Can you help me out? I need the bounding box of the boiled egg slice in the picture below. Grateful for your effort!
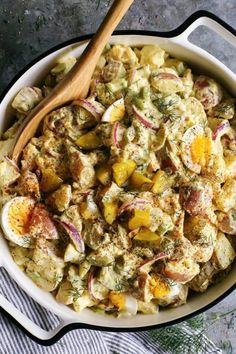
[181,124,212,173]
[101,98,125,122]
[1,197,35,247]
[109,291,138,315]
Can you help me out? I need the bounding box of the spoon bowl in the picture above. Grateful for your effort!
[11,0,134,162]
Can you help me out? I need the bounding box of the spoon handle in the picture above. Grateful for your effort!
[11,0,134,161]
[60,0,135,99]
[79,0,135,71]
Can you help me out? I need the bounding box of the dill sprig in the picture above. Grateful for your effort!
[219,340,233,354]
[147,308,236,354]
[214,102,232,114]
[151,326,206,354]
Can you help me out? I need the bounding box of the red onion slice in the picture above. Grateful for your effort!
[118,198,150,216]
[78,190,93,197]
[87,268,96,300]
[129,68,137,83]
[132,105,159,130]
[73,98,103,120]
[127,228,139,238]
[212,120,234,141]
[112,122,121,148]
[54,218,85,252]
[88,268,104,301]
[138,252,169,270]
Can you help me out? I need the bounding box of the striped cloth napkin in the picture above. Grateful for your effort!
[0,268,222,354]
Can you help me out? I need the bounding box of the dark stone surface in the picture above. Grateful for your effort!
[0,0,235,94]
[0,0,236,350]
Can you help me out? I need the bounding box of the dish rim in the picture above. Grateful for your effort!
[0,10,235,345]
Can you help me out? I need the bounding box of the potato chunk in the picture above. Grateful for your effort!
[215,179,236,212]
[103,201,119,225]
[151,72,184,94]
[26,246,64,292]
[0,158,20,190]
[112,159,136,186]
[73,291,96,312]
[99,182,122,224]
[40,168,63,193]
[137,300,159,314]
[217,210,236,235]
[212,232,235,270]
[151,170,171,194]
[179,180,213,217]
[184,216,217,263]
[128,209,151,230]
[130,171,153,190]
[18,171,40,200]
[46,184,72,212]
[29,203,58,239]
[164,257,200,284]
[67,146,96,189]
[189,262,216,293]
[64,243,85,264]
[12,87,42,113]
[80,194,100,220]
[193,75,222,110]
[140,45,165,68]
[76,130,102,150]
[56,281,74,305]
[96,164,112,185]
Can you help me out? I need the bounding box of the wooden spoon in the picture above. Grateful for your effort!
[11,0,134,161]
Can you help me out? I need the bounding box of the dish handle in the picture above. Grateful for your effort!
[175,10,236,48]
[0,291,68,344]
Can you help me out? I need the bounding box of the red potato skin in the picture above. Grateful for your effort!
[217,210,236,235]
[138,272,148,289]
[179,182,213,217]
[29,203,58,239]
[102,61,122,83]
[131,273,149,301]
[164,268,195,283]
[157,73,180,81]
[194,75,222,110]
[95,183,113,210]
[161,156,178,174]
[180,188,201,216]
[195,79,209,89]
[18,171,40,200]
[69,151,83,182]
[69,150,95,188]
[218,214,233,234]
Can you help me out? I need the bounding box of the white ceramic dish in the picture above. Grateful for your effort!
[0,10,235,345]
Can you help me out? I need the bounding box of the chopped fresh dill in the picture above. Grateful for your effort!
[215,102,232,114]
[67,287,84,302]
[54,273,63,284]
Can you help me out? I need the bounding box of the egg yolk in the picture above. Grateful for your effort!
[190,135,211,168]
[134,228,160,242]
[149,275,170,298]
[8,200,34,235]
[110,103,125,122]
[109,291,125,310]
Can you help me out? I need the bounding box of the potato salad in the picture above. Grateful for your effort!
[0,44,235,316]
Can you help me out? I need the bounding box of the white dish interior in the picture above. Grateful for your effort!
[0,33,235,330]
